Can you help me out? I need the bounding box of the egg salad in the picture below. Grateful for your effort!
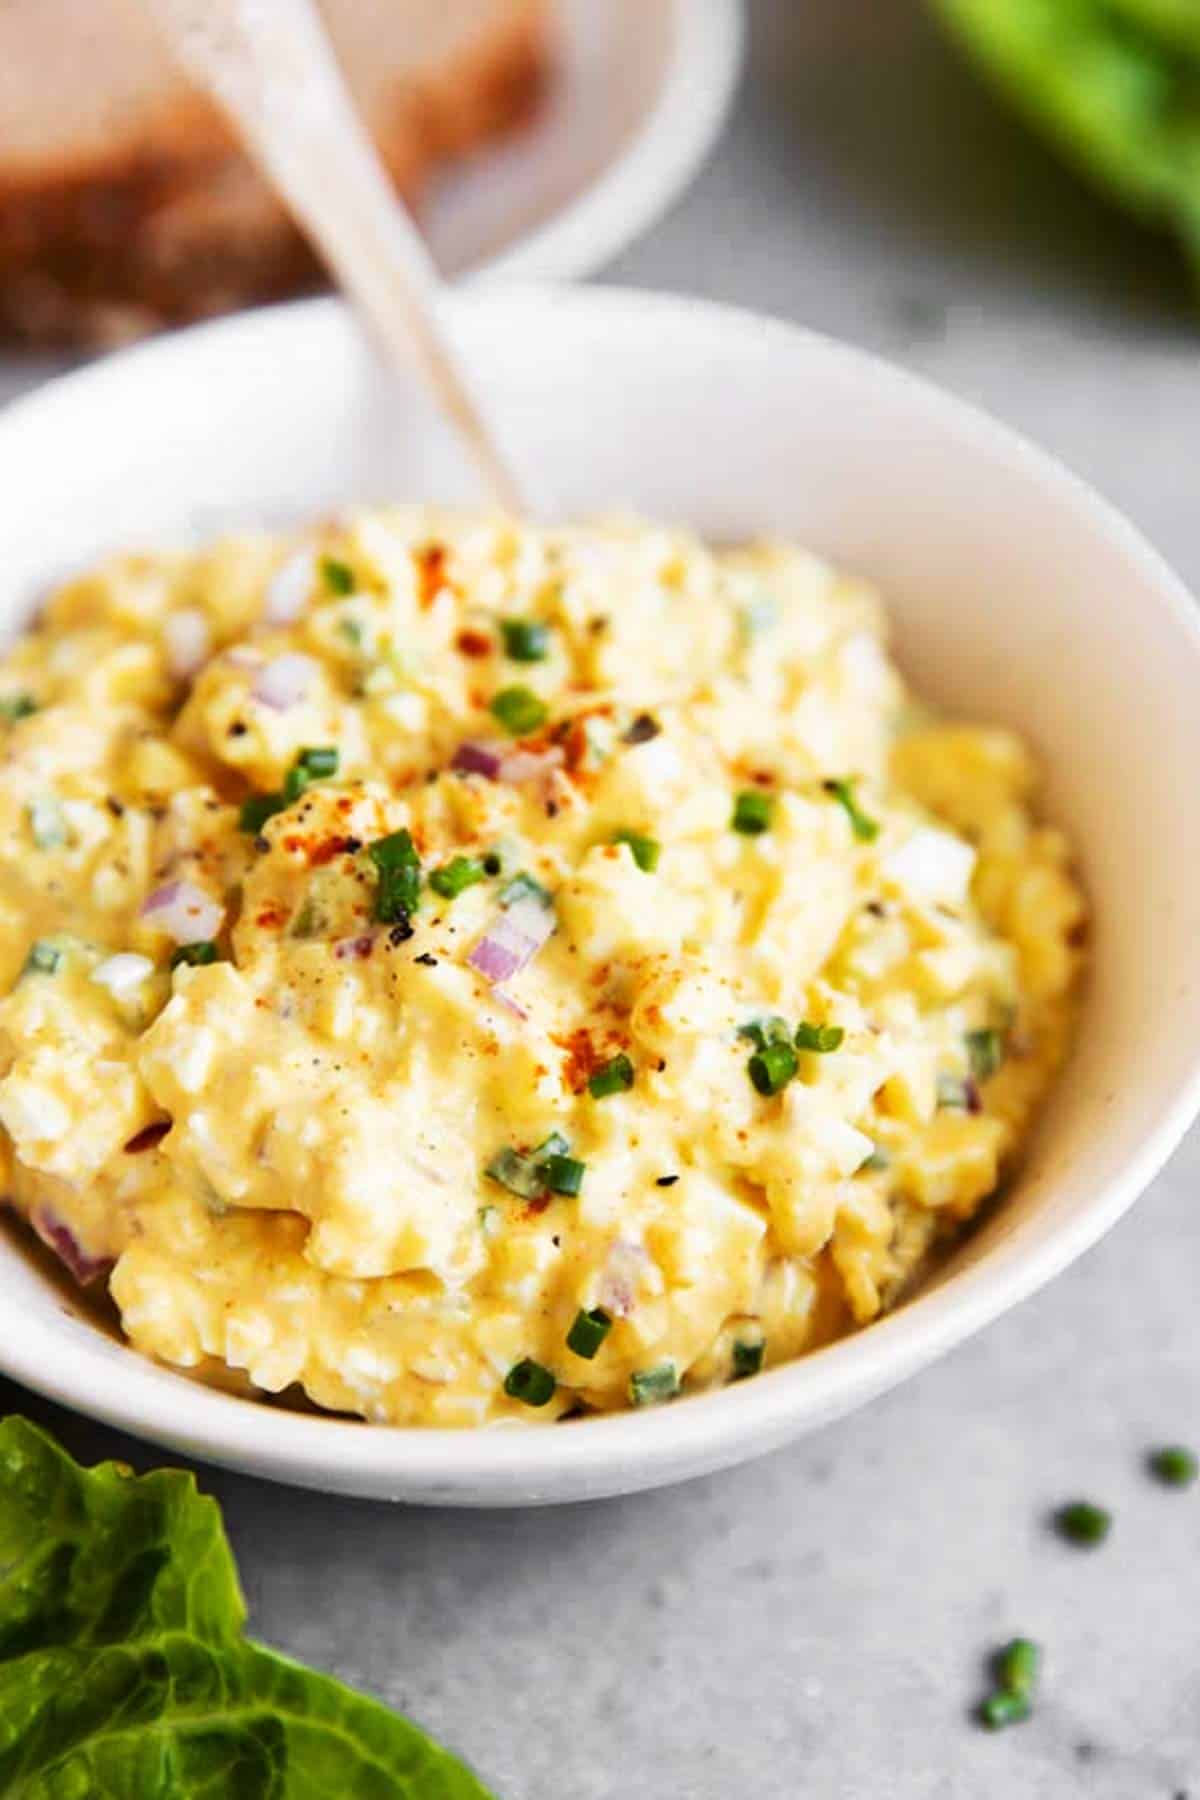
[0,510,1084,1426]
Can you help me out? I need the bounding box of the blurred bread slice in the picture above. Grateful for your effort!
[0,0,550,345]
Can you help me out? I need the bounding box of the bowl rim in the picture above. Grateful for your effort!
[2,282,1200,1501]
[470,0,746,287]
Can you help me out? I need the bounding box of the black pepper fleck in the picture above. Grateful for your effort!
[656,1175,679,1188]
[413,952,438,967]
[388,918,415,945]
[624,713,661,745]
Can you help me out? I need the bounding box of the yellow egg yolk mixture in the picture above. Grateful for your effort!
[0,510,1085,1425]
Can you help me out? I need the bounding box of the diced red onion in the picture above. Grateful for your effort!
[252,652,317,711]
[333,933,376,961]
[452,740,564,787]
[31,1207,112,1286]
[597,1239,651,1318]
[91,952,155,998]
[452,740,506,779]
[491,988,529,1020]
[264,551,315,625]
[467,897,554,986]
[163,608,211,679]
[140,879,224,943]
[499,746,565,785]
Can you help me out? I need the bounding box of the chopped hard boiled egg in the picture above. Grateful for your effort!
[0,510,1084,1426]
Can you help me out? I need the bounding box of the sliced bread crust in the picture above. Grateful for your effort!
[0,0,549,345]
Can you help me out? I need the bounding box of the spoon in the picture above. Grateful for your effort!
[144,0,525,512]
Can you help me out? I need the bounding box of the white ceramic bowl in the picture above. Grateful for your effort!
[1,288,1199,1506]
[434,0,743,285]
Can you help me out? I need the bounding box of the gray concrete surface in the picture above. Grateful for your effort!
[3,4,1200,1795]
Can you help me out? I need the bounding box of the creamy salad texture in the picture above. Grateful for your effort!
[0,511,1084,1426]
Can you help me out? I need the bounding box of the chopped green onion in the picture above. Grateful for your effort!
[282,744,339,803]
[859,1147,891,1173]
[500,619,551,663]
[738,1016,791,1052]
[320,556,355,595]
[504,1359,556,1407]
[485,1147,545,1200]
[731,789,773,835]
[499,871,552,909]
[612,830,661,873]
[24,941,62,975]
[241,745,342,832]
[630,1362,679,1407]
[369,828,420,872]
[170,941,219,969]
[824,777,879,843]
[1054,1500,1111,1546]
[290,895,328,939]
[995,1638,1040,1703]
[567,1307,612,1360]
[732,1339,765,1380]
[980,1691,1031,1731]
[486,1134,579,1201]
[0,693,36,723]
[490,685,548,736]
[966,1027,1005,1081]
[429,856,486,900]
[338,617,365,649]
[540,1154,586,1198]
[588,1053,634,1100]
[748,1041,798,1097]
[301,746,339,778]
[27,797,67,850]
[368,829,422,923]
[795,1021,844,1053]
[239,792,282,834]
[1149,1445,1198,1488]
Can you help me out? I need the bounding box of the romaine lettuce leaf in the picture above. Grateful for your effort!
[1107,0,1200,58]
[0,1417,496,1798]
[931,0,1200,273]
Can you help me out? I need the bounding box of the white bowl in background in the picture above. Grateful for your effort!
[437,0,744,285]
[0,287,1198,1505]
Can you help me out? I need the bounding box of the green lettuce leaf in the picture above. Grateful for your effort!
[931,0,1200,275]
[0,1416,496,1798]
[1106,0,1200,59]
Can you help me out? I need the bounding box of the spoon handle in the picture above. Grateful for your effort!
[145,0,524,512]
